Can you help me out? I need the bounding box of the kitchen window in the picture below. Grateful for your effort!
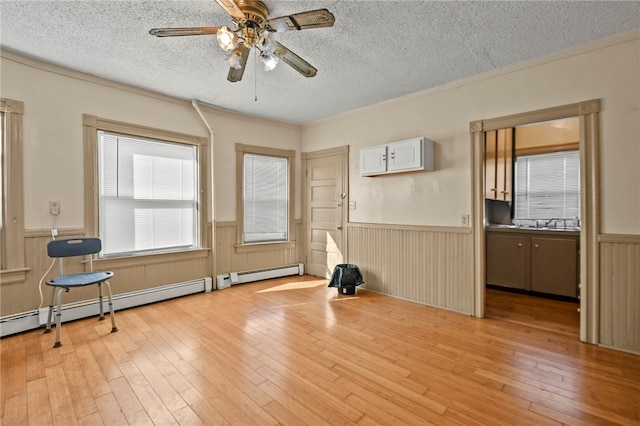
[514,150,580,227]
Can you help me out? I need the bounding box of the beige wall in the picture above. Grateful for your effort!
[0,52,303,228]
[0,51,304,315]
[302,32,640,352]
[302,32,640,235]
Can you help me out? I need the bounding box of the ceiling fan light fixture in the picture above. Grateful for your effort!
[260,31,276,54]
[227,48,244,69]
[261,52,279,71]
[216,26,238,51]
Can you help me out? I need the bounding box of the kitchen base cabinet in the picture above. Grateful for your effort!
[486,229,579,298]
[486,234,528,290]
[531,237,578,298]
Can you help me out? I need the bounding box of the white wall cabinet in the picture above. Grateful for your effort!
[360,137,434,176]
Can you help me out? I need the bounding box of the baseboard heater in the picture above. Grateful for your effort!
[216,263,304,290]
[0,277,212,337]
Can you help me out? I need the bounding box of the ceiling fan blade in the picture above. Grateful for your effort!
[214,0,246,23]
[149,27,221,37]
[227,44,250,82]
[274,42,317,78]
[268,9,335,32]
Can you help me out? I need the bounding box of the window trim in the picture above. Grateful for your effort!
[0,99,28,285]
[235,143,295,252]
[83,114,209,263]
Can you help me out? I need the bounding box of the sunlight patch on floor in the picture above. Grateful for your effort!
[255,279,327,293]
[328,296,360,302]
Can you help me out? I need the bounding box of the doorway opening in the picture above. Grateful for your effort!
[471,100,601,344]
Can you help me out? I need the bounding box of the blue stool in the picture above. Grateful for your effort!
[44,238,118,348]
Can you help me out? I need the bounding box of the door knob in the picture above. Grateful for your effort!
[337,226,343,230]
[517,243,523,247]
[534,244,540,249]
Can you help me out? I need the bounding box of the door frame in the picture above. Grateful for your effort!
[301,146,350,276]
[470,99,601,344]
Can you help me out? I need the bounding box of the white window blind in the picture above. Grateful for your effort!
[514,150,580,222]
[243,153,288,243]
[98,131,199,256]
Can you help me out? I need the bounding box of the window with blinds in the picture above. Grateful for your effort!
[243,153,289,243]
[514,150,580,223]
[98,131,199,257]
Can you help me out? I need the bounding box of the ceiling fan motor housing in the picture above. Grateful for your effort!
[236,0,269,27]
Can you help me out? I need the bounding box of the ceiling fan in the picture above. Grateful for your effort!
[149,0,335,83]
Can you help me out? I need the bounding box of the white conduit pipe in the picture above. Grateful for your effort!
[191,99,216,258]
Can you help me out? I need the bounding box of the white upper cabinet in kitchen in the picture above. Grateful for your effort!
[360,137,434,176]
[360,145,388,176]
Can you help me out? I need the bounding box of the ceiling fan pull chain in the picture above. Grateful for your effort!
[254,49,258,102]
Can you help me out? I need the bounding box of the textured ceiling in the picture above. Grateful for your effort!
[1,1,639,124]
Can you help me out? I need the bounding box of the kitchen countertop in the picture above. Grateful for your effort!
[485,224,580,237]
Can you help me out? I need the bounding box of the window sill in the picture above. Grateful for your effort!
[235,241,296,254]
[0,268,31,286]
[93,248,210,269]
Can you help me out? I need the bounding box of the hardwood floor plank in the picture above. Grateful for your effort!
[77,411,104,426]
[130,348,189,414]
[24,333,46,383]
[2,394,28,425]
[257,379,336,426]
[70,338,111,399]
[188,357,277,425]
[261,399,308,426]
[345,393,433,426]
[184,370,256,425]
[60,351,99,420]
[108,375,153,425]
[179,387,229,426]
[256,363,361,424]
[2,334,27,400]
[44,363,78,426]
[93,392,129,425]
[2,278,639,425]
[119,359,179,425]
[171,404,206,426]
[26,377,52,425]
[479,367,636,424]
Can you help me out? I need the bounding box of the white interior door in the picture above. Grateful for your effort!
[304,150,347,278]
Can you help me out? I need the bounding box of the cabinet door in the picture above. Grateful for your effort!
[496,128,513,202]
[530,237,578,297]
[360,145,387,176]
[485,130,498,199]
[486,233,528,289]
[388,138,422,172]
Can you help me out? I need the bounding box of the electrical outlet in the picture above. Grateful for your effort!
[348,201,356,210]
[49,201,61,215]
[461,214,470,226]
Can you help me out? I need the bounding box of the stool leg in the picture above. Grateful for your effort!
[53,288,65,348]
[104,281,118,333]
[44,287,56,334]
[98,282,105,320]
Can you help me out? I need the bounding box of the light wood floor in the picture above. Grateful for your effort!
[2,275,639,425]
